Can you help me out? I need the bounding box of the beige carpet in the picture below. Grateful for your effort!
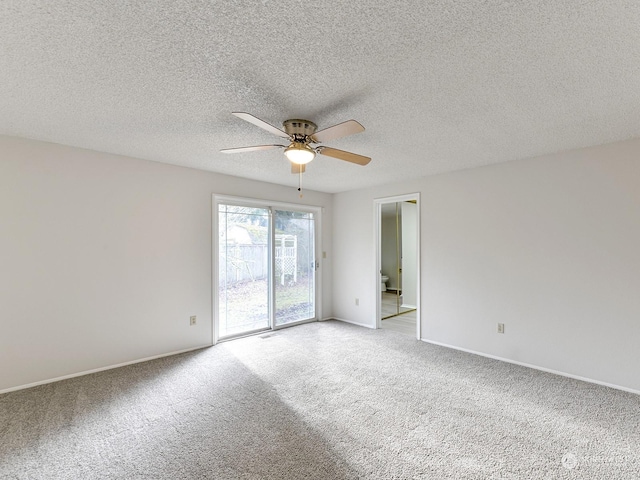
[1,321,638,479]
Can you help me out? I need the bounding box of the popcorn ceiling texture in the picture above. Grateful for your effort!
[2,1,640,192]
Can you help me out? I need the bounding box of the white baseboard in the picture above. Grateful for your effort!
[421,338,640,396]
[0,344,212,395]
[401,303,417,309]
[331,317,376,329]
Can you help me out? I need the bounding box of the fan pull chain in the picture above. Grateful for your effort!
[298,170,303,198]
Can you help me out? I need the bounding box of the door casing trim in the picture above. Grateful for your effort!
[373,193,421,339]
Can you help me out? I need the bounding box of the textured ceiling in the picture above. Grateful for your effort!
[2,1,640,193]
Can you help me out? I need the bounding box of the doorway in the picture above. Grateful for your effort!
[214,197,320,342]
[375,194,420,339]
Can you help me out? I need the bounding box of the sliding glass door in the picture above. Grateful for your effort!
[274,210,315,326]
[217,200,317,340]
[218,205,271,338]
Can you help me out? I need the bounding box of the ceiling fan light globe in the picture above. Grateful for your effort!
[284,144,315,165]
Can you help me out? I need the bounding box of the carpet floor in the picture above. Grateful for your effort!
[1,321,639,479]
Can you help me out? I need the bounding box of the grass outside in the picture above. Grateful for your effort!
[219,276,314,337]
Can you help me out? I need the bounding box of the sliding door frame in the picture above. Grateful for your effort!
[212,195,322,344]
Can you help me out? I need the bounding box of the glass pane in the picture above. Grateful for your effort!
[218,204,270,338]
[274,210,315,326]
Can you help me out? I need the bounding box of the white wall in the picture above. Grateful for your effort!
[0,136,333,392]
[333,138,640,392]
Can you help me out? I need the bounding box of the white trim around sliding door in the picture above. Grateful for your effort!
[212,195,323,344]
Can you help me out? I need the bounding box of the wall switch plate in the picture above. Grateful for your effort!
[497,323,505,334]
[190,315,197,326]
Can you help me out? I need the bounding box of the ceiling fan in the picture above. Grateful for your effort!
[221,112,371,177]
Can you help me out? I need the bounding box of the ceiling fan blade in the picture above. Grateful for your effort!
[232,112,290,139]
[317,146,371,165]
[291,163,306,174]
[220,144,285,154]
[311,120,364,143]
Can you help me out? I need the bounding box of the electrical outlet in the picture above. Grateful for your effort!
[190,315,197,326]
[497,323,504,334]
[355,298,359,306]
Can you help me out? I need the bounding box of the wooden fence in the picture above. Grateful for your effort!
[219,237,298,287]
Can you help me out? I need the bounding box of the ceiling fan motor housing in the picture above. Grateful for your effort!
[283,119,317,140]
